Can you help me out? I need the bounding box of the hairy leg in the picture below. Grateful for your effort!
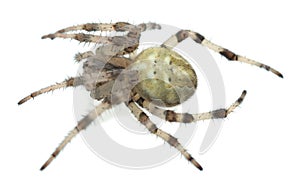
[42,22,161,55]
[42,22,160,44]
[132,90,247,123]
[40,99,112,170]
[54,22,132,33]
[53,22,160,34]
[18,77,84,105]
[161,30,283,78]
[127,100,203,171]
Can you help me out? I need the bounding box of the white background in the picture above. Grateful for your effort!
[1,0,299,188]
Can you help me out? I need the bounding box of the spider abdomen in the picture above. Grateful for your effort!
[130,47,197,107]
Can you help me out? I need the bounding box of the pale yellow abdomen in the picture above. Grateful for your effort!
[130,47,197,107]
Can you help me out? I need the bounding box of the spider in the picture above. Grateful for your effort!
[18,22,283,171]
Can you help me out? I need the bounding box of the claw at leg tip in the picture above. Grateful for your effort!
[278,73,284,78]
[198,166,203,171]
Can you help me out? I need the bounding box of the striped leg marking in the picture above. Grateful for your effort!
[127,100,203,171]
[162,30,283,78]
[133,90,247,123]
[42,22,161,48]
[40,99,112,170]
[53,22,161,34]
[53,22,132,33]
[137,22,161,31]
[18,77,84,105]
[42,32,141,55]
[42,32,116,44]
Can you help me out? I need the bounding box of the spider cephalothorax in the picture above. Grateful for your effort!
[18,22,283,171]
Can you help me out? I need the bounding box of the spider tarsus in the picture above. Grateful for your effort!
[236,90,247,105]
[18,95,33,105]
[188,156,203,171]
[277,72,284,78]
[41,34,55,40]
[40,164,46,171]
[240,90,247,101]
[17,98,27,105]
[195,162,203,171]
[256,61,283,78]
[226,90,247,116]
[40,156,54,171]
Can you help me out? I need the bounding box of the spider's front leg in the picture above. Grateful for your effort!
[51,22,161,34]
[17,76,84,105]
[41,22,133,40]
[127,99,203,171]
[132,90,247,123]
[41,22,161,49]
[162,30,283,78]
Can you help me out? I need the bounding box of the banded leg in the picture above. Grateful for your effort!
[42,32,142,56]
[53,22,161,34]
[132,90,247,123]
[18,77,84,105]
[127,100,203,171]
[40,99,112,170]
[42,22,161,44]
[137,22,161,31]
[42,32,116,43]
[162,30,283,78]
[54,22,132,33]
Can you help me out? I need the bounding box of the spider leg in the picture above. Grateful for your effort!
[127,99,203,171]
[137,22,162,32]
[54,22,132,33]
[42,32,116,43]
[18,77,84,105]
[74,51,95,62]
[42,22,161,55]
[132,90,247,123]
[41,22,161,44]
[40,99,112,170]
[42,32,142,57]
[53,22,161,34]
[161,30,283,78]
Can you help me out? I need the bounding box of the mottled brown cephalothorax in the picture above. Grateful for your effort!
[18,21,282,172]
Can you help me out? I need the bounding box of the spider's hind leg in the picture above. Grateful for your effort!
[133,90,247,123]
[40,99,112,170]
[127,99,203,171]
[162,30,283,78]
